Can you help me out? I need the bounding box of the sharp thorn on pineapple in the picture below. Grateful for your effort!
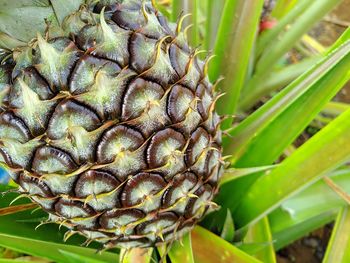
[0,0,223,249]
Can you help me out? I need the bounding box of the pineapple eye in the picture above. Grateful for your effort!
[120,172,166,211]
[32,146,78,175]
[121,78,164,121]
[146,128,186,168]
[96,125,144,164]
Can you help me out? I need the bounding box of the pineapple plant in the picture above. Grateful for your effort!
[0,0,223,249]
[0,0,350,262]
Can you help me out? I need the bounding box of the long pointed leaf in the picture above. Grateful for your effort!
[50,0,83,25]
[234,107,350,228]
[191,226,262,263]
[209,0,264,118]
[323,207,350,263]
[242,217,276,263]
[168,233,194,263]
[269,169,350,235]
[272,209,337,250]
[0,234,118,263]
[255,0,341,77]
[121,248,152,263]
[216,39,350,218]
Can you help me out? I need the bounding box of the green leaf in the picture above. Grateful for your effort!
[271,0,299,19]
[234,107,350,228]
[50,0,83,25]
[205,0,225,51]
[255,0,342,76]
[221,209,235,242]
[0,260,45,263]
[0,1,57,42]
[239,56,321,110]
[191,226,262,263]
[242,217,276,263]
[168,233,194,263]
[120,248,152,263]
[269,169,350,235]
[323,101,350,116]
[0,32,26,50]
[272,209,337,250]
[208,0,264,118]
[59,250,109,263]
[0,234,118,263]
[323,207,350,263]
[215,37,350,218]
[232,40,350,166]
[220,165,277,186]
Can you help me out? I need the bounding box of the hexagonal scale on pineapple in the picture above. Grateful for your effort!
[32,146,78,175]
[0,138,44,169]
[168,44,202,91]
[203,111,221,135]
[129,33,178,86]
[196,83,214,120]
[0,112,32,143]
[136,212,178,241]
[77,14,130,67]
[121,78,164,121]
[75,170,121,211]
[121,172,167,213]
[96,125,144,163]
[34,36,81,89]
[31,195,56,211]
[167,85,195,123]
[185,184,213,219]
[146,128,186,177]
[0,65,12,110]
[47,100,101,140]
[186,127,211,166]
[99,209,145,235]
[162,172,198,214]
[54,198,96,219]
[8,78,58,135]
[74,68,136,119]
[125,93,170,137]
[69,55,120,93]
[19,172,53,197]
[13,68,55,100]
[112,0,172,39]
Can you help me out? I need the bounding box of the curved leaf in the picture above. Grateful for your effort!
[191,226,262,263]
[234,107,350,228]
[168,233,194,263]
[323,207,350,263]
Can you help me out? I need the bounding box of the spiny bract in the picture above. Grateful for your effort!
[0,0,223,249]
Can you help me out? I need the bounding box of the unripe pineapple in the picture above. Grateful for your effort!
[0,0,223,249]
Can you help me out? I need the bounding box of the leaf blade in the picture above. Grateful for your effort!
[191,226,262,263]
[234,107,350,228]
[323,207,350,263]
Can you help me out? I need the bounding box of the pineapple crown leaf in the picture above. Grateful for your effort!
[0,0,85,50]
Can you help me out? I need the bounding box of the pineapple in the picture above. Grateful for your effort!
[0,0,223,249]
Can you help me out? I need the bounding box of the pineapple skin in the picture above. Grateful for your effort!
[0,0,223,249]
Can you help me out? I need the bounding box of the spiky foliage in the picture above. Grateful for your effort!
[0,0,223,249]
